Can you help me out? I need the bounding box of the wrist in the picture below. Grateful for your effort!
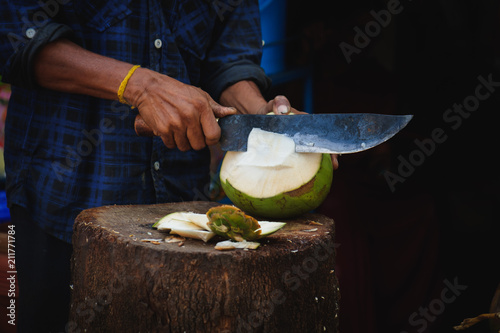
[220,80,267,114]
[123,67,156,107]
[251,99,269,115]
[117,65,141,105]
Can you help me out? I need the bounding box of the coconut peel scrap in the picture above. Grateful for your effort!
[214,240,260,251]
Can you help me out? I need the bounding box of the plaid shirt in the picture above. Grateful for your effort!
[0,0,269,242]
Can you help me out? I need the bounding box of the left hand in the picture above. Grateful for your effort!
[261,95,339,170]
[257,95,303,115]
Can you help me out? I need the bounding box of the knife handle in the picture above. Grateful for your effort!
[134,115,155,137]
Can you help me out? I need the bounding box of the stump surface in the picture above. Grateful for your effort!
[69,201,339,332]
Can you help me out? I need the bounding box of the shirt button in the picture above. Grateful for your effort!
[26,28,36,39]
[154,161,160,171]
[154,39,162,49]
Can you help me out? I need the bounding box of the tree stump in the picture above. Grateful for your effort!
[69,201,339,333]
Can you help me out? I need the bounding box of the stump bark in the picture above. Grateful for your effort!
[69,201,339,333]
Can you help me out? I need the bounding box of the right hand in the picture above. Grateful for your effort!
[260,95,339,170]
[125,67,236,151]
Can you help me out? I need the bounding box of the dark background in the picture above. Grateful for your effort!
[263,1,500,332]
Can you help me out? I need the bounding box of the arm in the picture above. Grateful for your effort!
[32,39,235,151]
[1,4,234,151]
[33,38,132,100]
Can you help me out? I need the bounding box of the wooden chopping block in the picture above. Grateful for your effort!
[69,201,339,333]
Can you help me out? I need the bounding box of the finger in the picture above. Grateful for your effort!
[289,108,308,115]
[200,109,221,146]
[272,95,291,115]
[172,131,192,152]
[331,154,339,170]
[160,134,176,150]
[157,114,191,151]
[186,122,207,151]
[209,99,237,118]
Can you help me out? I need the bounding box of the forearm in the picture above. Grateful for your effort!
[33,38,135,101]
[219,80,268,115]
[33,38,266,115]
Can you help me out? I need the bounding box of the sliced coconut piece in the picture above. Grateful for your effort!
[154,212,211,231]
[170,228,215,243]
[154,210,280,243]
[154,212,215,242]
[157,218,204,232]
[214,240,260,251]
[257,221,286,237]
[153,212,188,229]
[164,235,186,243]
[183,212,211,230]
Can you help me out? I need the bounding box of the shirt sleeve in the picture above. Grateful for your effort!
[200,0,271,101]
[0,3,73,88]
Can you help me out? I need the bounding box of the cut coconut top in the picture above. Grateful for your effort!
[221,128,323,198]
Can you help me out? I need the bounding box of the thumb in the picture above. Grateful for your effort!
[272,95,291,115]
[210,100,238,118]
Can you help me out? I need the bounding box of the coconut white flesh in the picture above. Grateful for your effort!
[214,240,260,251]
[220,128,323,198]
[157,218,205,232]
[155,212,215,242]
[170,228,215,243]
[182,212,211,230]
[153,212,186,228]
[257,221,286,236]
[155,212,210,230]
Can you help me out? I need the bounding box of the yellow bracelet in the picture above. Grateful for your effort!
[117,65,141,106]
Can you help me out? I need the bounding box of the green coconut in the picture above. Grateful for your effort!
[220,127,333,219]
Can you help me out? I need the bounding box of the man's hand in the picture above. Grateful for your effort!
[262,95,339,170]
[126,67,236,151]
[33,39,236,152]
[220,82,339,170]
[256,95,303,115]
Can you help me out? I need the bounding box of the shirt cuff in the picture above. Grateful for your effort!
[3,22,74,89]
[202,59,271,102]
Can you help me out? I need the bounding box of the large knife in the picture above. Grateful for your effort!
[134,113,412,154]
[218,113,412,153]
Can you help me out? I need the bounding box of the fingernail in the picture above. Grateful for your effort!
[277,105,288,114]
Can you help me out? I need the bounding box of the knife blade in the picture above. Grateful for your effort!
[218,113,413,154]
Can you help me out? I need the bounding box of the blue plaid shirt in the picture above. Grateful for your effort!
[0,0,270,242]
